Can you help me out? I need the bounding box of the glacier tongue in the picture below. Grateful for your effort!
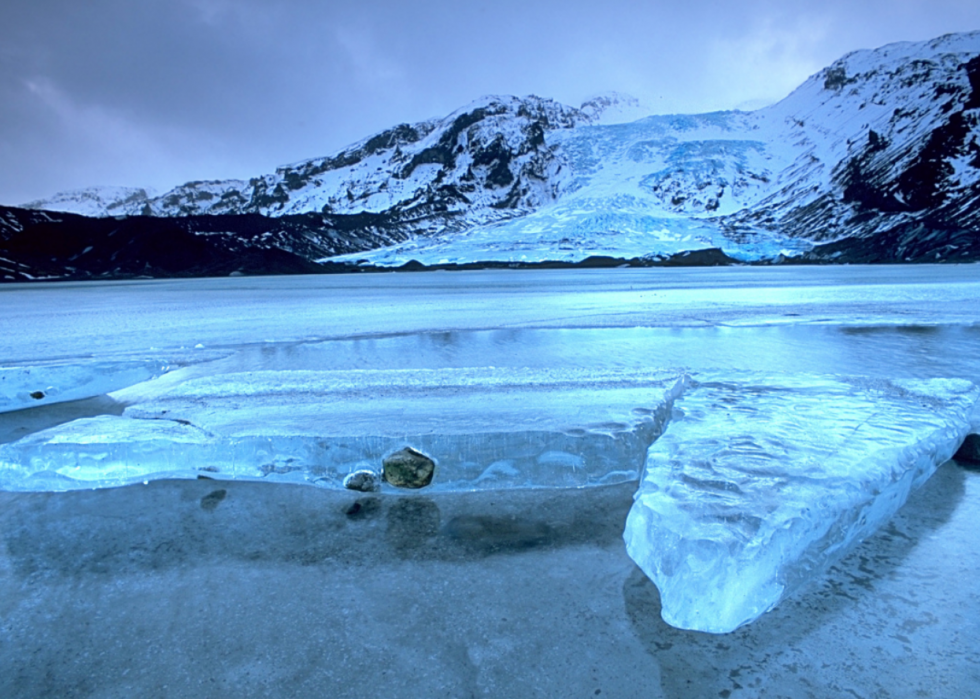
[624,374,979,634]
[0,360,169,414]
[0,368,683,492]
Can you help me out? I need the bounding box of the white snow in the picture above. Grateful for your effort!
[579,92,657,125]
[21,186,155,217]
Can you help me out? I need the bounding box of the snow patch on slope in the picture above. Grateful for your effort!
[22,187,155,217]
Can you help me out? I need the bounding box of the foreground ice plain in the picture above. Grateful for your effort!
[1,266,979,631]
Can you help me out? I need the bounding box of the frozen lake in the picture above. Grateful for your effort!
[3,264,980,493]
[1,265,979,691]
[3,265,980,365]
[2,266,980,615]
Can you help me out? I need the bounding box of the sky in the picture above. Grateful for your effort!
[2,0,979,205]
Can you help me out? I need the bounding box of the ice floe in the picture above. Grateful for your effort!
[0,360,169,414]
[624,374,979,633]
[0,368,683,491]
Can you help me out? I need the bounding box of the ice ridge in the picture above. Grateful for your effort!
[624,373,979,634]
[2,359,978,637]
[0,368,684,492]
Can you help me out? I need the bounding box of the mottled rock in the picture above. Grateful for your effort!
[382,447,436,489]
[343,469,381,492]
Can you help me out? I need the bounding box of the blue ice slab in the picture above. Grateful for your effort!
[0,360,170,413]
[0,368,684,492]
[624,374,979,633]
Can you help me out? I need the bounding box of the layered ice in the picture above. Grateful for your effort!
[0,368,684,491]
[0,360,169,413]
[624,374,979,634]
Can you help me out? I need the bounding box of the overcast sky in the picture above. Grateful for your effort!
[2,0,979,205]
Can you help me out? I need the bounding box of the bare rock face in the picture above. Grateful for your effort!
[382,447,436,489]
[343,469,381,492]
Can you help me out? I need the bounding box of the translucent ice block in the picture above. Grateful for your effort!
[624,374,979,634]
[0,360,169,413]
[0,367,684,491]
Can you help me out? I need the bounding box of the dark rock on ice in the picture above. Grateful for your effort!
[343,469,382,492]
[382,447,436,489]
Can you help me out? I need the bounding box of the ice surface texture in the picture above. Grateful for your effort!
[0,360,168,414]
[624,374,979,633]
[0,368,683,492]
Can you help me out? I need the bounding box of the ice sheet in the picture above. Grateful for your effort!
[0,368,684,491]
[624,374,979,633]
[0,360,169,413]
[4,267,980,366]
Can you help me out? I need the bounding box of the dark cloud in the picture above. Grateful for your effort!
[2,0,979,203]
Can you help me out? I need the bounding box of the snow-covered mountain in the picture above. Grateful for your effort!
[27,95,586,227]
[13,31,980,276]
[20,186,156,218]
[722,33,980,256]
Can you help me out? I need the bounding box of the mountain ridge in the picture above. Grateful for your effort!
[7,31,980,279]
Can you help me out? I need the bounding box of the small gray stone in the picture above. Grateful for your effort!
[382,447,436,489]
[343,469,381,492]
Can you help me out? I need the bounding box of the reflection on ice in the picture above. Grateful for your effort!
[624,374,979,633]
[200,324,980,380]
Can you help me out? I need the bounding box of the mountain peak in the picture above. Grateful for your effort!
[20,186,156,218]
[579,92,654,124]
[12,31,980,276]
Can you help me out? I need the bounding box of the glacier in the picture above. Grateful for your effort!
[625,374,979,633]
[325,113,811,267]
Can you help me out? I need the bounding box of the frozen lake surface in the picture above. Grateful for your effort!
[3,265,980,364]
[1,265,979,636]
